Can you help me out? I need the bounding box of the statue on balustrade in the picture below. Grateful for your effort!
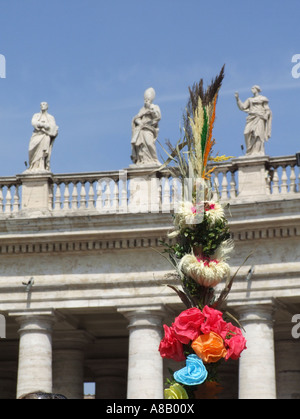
[131,87,161,166]
[27,102,59,172]
[235,85,272,156]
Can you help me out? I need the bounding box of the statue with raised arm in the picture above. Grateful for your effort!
[131,87,161,166]
[27,102,58,172]
[235,85,272,156]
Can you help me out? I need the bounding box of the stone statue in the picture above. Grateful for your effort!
[131,87,161,166]
[235,86,272,156]
[27,102,58,172]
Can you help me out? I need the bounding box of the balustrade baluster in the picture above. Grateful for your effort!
[79,183,86,209]
[120,178,127,212]
[272,167,280,195]
[103,180,110,211]
[13,185,20,212]
[221,171,228,200]
[48,183,53,210]
[212,172,220,201]
[281,166,288,194]
[5,187,12,213]
[54,184,61,211]
[229,171,237,198]
[63,183,70,210]
[71,182,78,209]
[112,180,119,212]
[290,166,297,193]
[96,180,103,211]
[87,182,95,209]
[265,169,272,195]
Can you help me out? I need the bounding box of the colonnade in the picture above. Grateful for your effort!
[1,302,300,399]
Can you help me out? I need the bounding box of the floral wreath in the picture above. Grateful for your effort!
[158,66,247,399]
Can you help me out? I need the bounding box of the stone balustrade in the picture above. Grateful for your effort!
[209,154,300,201]
[268,155,299,195]
[0,154,300,400]
[0,177,21,214]
[0,155,298,217]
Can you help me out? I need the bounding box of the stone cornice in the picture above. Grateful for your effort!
[230,218,300,241]
[0,235,169,255]
[0,211,299,255]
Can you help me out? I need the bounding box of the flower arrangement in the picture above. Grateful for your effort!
[158,66,247,399]
[159,307,246,398]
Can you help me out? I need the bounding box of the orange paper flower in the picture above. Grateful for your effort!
[191,332,227,363]
[194,381,223,399]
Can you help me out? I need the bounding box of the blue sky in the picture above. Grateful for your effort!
[0,0,300,176]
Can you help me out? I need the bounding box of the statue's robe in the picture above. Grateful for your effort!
[28,112,58,171]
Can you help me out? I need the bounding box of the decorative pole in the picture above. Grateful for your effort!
[157,66,247,400]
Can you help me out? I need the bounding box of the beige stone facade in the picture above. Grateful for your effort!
[0,155,300,399]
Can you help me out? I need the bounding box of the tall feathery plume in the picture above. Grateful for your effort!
[159,64,225,183]
[189,96,204,177]
[202,94,217,178]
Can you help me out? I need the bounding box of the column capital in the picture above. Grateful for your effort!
[118,305,167,329]
[9,309,57,334]
[234,303,275,325]
[8,310,56,332]
[9,309,56,318]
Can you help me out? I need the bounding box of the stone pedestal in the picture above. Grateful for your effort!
[233,156,270,199]
[17,172,53,211]
[14,311,55,399]
[237,304,276,399]
[119,306,165,399]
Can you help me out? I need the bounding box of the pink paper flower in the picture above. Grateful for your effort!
[159,324,186,362]
[172,308,205,345]
[200,306,228,336]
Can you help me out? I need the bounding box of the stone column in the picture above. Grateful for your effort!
[119,306,165,399]
[0,361,18,399]
[0,340,18,399]
[14,311,55,399]
[275,323,300,399]
[236,304,276,399]
[53,331,90,399]
[93,359,127,399]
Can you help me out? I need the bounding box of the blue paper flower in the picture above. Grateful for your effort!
[174,354,208,386]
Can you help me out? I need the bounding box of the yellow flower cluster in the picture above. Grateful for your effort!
[164,383,188,399]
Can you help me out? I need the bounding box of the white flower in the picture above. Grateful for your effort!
[178,240,234,288]
[173,201,198,230]
[204,201,225,225]
[168,200,226,239]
